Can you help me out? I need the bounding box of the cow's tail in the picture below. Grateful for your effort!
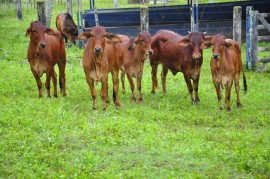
[242,67,247,94]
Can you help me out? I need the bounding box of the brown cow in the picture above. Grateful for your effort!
[150,30,211,104]
[25,21,67,98]
[56,13,78,44]
[117,32,153,101]
[201,34,247,111]
[78,26,121,111]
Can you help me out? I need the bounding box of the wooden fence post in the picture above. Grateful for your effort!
[190,7,194,32]
[94,7,99,26]
[233,6,241,45]
[140,5,149,32]
[246,6,257,69]
[37,0,46,26]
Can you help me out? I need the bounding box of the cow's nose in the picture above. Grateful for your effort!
[40,43,46,48]
[213,54,219,59]
[94,47,102,53]
[148,50,153,56]
[193,54,201,59]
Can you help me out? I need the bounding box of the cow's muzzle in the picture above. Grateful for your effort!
[213,54,220,59]
[94,47,102,53]
[39,43,46,48]
[147,50,154,56]
[192,54,201,60]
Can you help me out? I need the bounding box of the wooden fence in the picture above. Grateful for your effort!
[246,6,270,71]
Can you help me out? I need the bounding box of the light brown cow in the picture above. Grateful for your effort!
[26,21,67,98]
[78,26,121,111]
[150,30,212,104]
[56,13,78,44]
[117,32,153,101]
[202,34,247,111]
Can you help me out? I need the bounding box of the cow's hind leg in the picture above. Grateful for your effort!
[161,66,168,93]
[58,54,67,97]
[225,80,233,112]
[52,69,58,98]
[121,70,126,93]
[31,68,43,97]
[112,70,120,109]
[150,62,158,94]
[234,74,241,107]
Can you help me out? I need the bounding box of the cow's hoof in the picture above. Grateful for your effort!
[219,107,223,110]
[226,107,231,112]
[237,103,241,108]
[54,94,58,98]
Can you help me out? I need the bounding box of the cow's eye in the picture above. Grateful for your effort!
[32,30,36,33]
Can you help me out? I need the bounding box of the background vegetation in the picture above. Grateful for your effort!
[0,0,270,178]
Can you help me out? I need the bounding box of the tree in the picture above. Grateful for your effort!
[16,0,22,21]
[45,0,53,27]
[66,0,72,16]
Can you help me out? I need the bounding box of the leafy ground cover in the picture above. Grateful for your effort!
[0,1,270,178]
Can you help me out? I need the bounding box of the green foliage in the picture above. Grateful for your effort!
[0,1,270,178]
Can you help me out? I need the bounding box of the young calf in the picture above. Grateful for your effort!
[202,34,247,111]
[78,26,121,111]
[26,21,67,98]
[117,32,153,101]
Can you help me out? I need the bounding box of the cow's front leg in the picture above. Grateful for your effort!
[45,68,54,98]
[31,68,43,97]
[101,76,109,111]
[126,71,136,101]
[183,73,194,103]
[192,76,200,104]
[213,80,222,110]
[137,71,143,102]
[85,72,97,110]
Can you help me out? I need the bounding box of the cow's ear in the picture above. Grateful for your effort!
[25,27,31,36]
[178,37,190,47]
[201,36,213,49]
[106,33,122,43]
[224,39,234,50]
[78,32,92,40]
[46,28,56,35]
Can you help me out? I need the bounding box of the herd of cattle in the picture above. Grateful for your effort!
[25,13,247,112]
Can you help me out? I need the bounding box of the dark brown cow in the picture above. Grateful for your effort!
[25,21,67,98]
[117,32,153,101]
[150,30,211,104]
[78,26,121,111]
[56,13,78,44]
[202,34,247,111]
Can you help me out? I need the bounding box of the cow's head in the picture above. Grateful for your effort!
[202,34,234,60]
[132,31,153,61]
[78,26,121,60]
[25,21,55,49]
[66,27,78,44]
[178,31,212,60]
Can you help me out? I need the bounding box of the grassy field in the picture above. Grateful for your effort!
[1,1,270,178]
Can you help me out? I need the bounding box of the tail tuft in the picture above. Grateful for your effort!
[243,75,247,94]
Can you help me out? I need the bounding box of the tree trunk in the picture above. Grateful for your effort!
[16,0,23,21]
[45,0,53,27]
[66,0,72,17]
[37,0,46,26]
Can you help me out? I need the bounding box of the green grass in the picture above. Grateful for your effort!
[1,1,270,178]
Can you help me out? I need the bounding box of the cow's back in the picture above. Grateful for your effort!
[225,39,242,74]
[150,30,187,72]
